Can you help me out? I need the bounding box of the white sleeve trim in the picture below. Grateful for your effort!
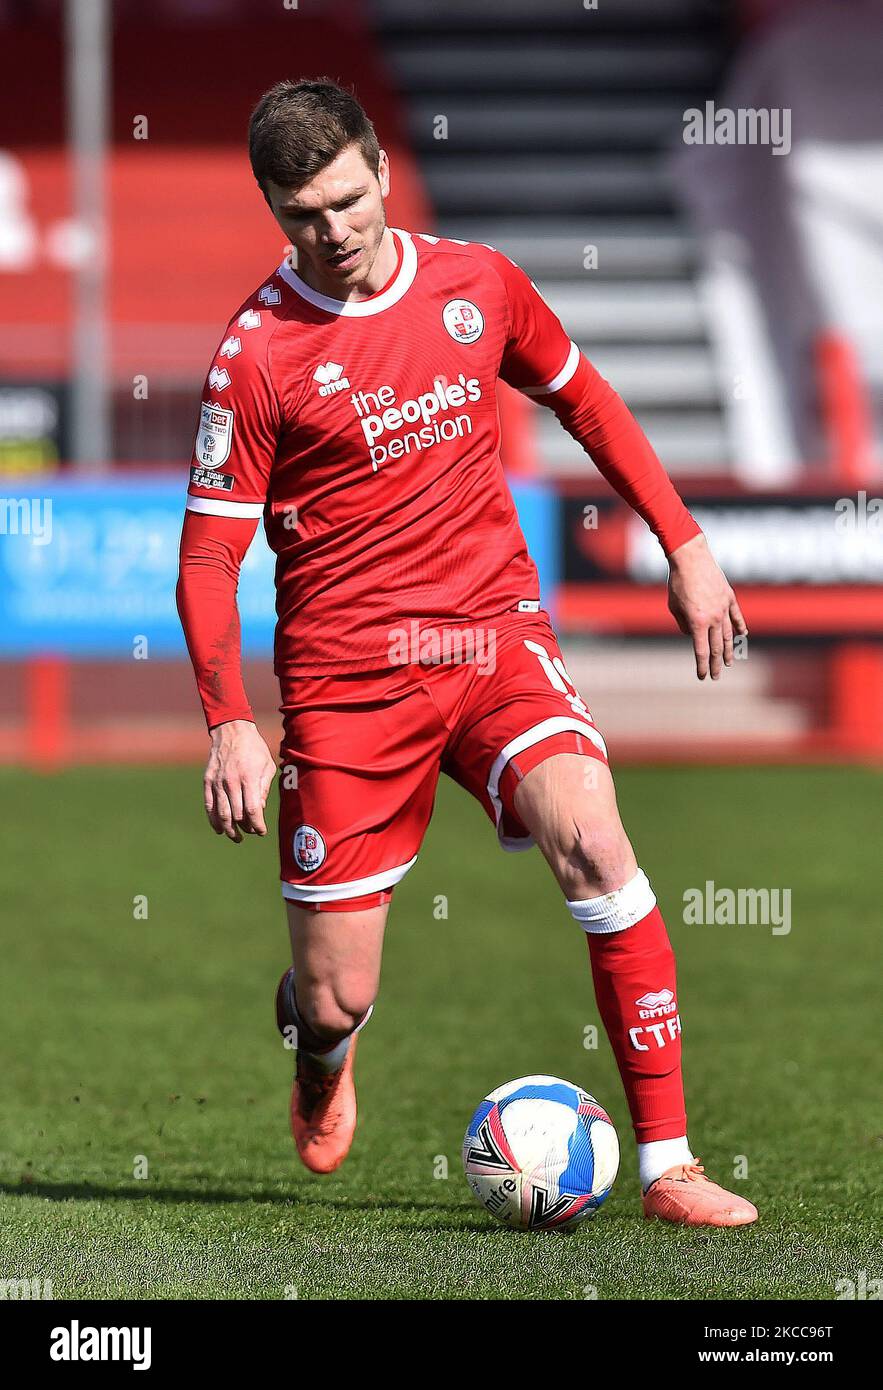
[186,495,266,518]
[520,340,581,397]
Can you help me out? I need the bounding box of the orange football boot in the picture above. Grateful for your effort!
[289,1039,359,1174]
[275,970,359,1174]
[642,1160,758,1227]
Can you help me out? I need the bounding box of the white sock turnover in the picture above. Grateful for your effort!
[638,1136,694,1191]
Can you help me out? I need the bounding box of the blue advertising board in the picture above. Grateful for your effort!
[0,474,558,658]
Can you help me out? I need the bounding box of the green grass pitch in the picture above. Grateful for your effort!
[0,762,879,1300]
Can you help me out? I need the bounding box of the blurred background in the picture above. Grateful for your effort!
[1,0,881,766]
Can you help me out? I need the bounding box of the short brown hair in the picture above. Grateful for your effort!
[248,78,381,199]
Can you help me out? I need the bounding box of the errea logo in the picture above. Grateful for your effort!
[313,362,351,397]
[635,989,677,1019]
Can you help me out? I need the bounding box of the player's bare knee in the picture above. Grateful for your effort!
[300,982,375,1042]
[558,819,636,899]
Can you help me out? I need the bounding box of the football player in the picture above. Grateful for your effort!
[177,79,757,1227]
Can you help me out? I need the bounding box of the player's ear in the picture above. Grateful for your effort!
[377,150,390,197]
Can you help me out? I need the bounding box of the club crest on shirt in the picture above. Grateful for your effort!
[293,824,326,873]
[195,401,234,469]
[442,298,484,344]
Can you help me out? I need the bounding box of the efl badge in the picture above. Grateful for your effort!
[195,401,233,469]
[294,825,326,873]
[442,298,484,344]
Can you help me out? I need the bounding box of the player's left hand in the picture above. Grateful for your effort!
[666,533,748,680]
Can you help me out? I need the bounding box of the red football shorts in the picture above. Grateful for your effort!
[277,610,608,910]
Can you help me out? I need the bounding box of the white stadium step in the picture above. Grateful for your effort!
[542,282,706,341]
[423,155,672,214]
[437,220,697,279]
[560,643,810,742]
[535,409,730,474]
[563,643,772,692]
[557,345,719,407]
[382,0,733,479]
[584,693,809,742]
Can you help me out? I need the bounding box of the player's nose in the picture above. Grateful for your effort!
[320,215,350,250]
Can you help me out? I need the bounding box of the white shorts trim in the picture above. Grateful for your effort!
[486,716,609,849]
[520,340,581,396]
[186,495,265,518]
[281,855,418,904]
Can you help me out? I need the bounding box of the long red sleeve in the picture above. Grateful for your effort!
[176,509,260,731]
[544,353,701,556]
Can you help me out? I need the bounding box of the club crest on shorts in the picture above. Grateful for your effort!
[293,824,326,873]
[442,299,484,344]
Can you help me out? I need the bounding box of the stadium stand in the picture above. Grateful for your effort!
[372,0,734,477]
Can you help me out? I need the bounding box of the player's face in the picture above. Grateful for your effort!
[266,144,391,295]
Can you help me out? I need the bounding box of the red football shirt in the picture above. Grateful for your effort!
[185,229,581,671]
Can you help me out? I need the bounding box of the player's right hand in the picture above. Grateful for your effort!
[204,719,277,842]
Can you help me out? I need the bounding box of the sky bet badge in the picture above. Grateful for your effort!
[195,401,234,469]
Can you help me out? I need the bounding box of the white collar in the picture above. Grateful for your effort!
[276,227,416,317]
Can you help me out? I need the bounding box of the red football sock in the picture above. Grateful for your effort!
[586,905,687,1142]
